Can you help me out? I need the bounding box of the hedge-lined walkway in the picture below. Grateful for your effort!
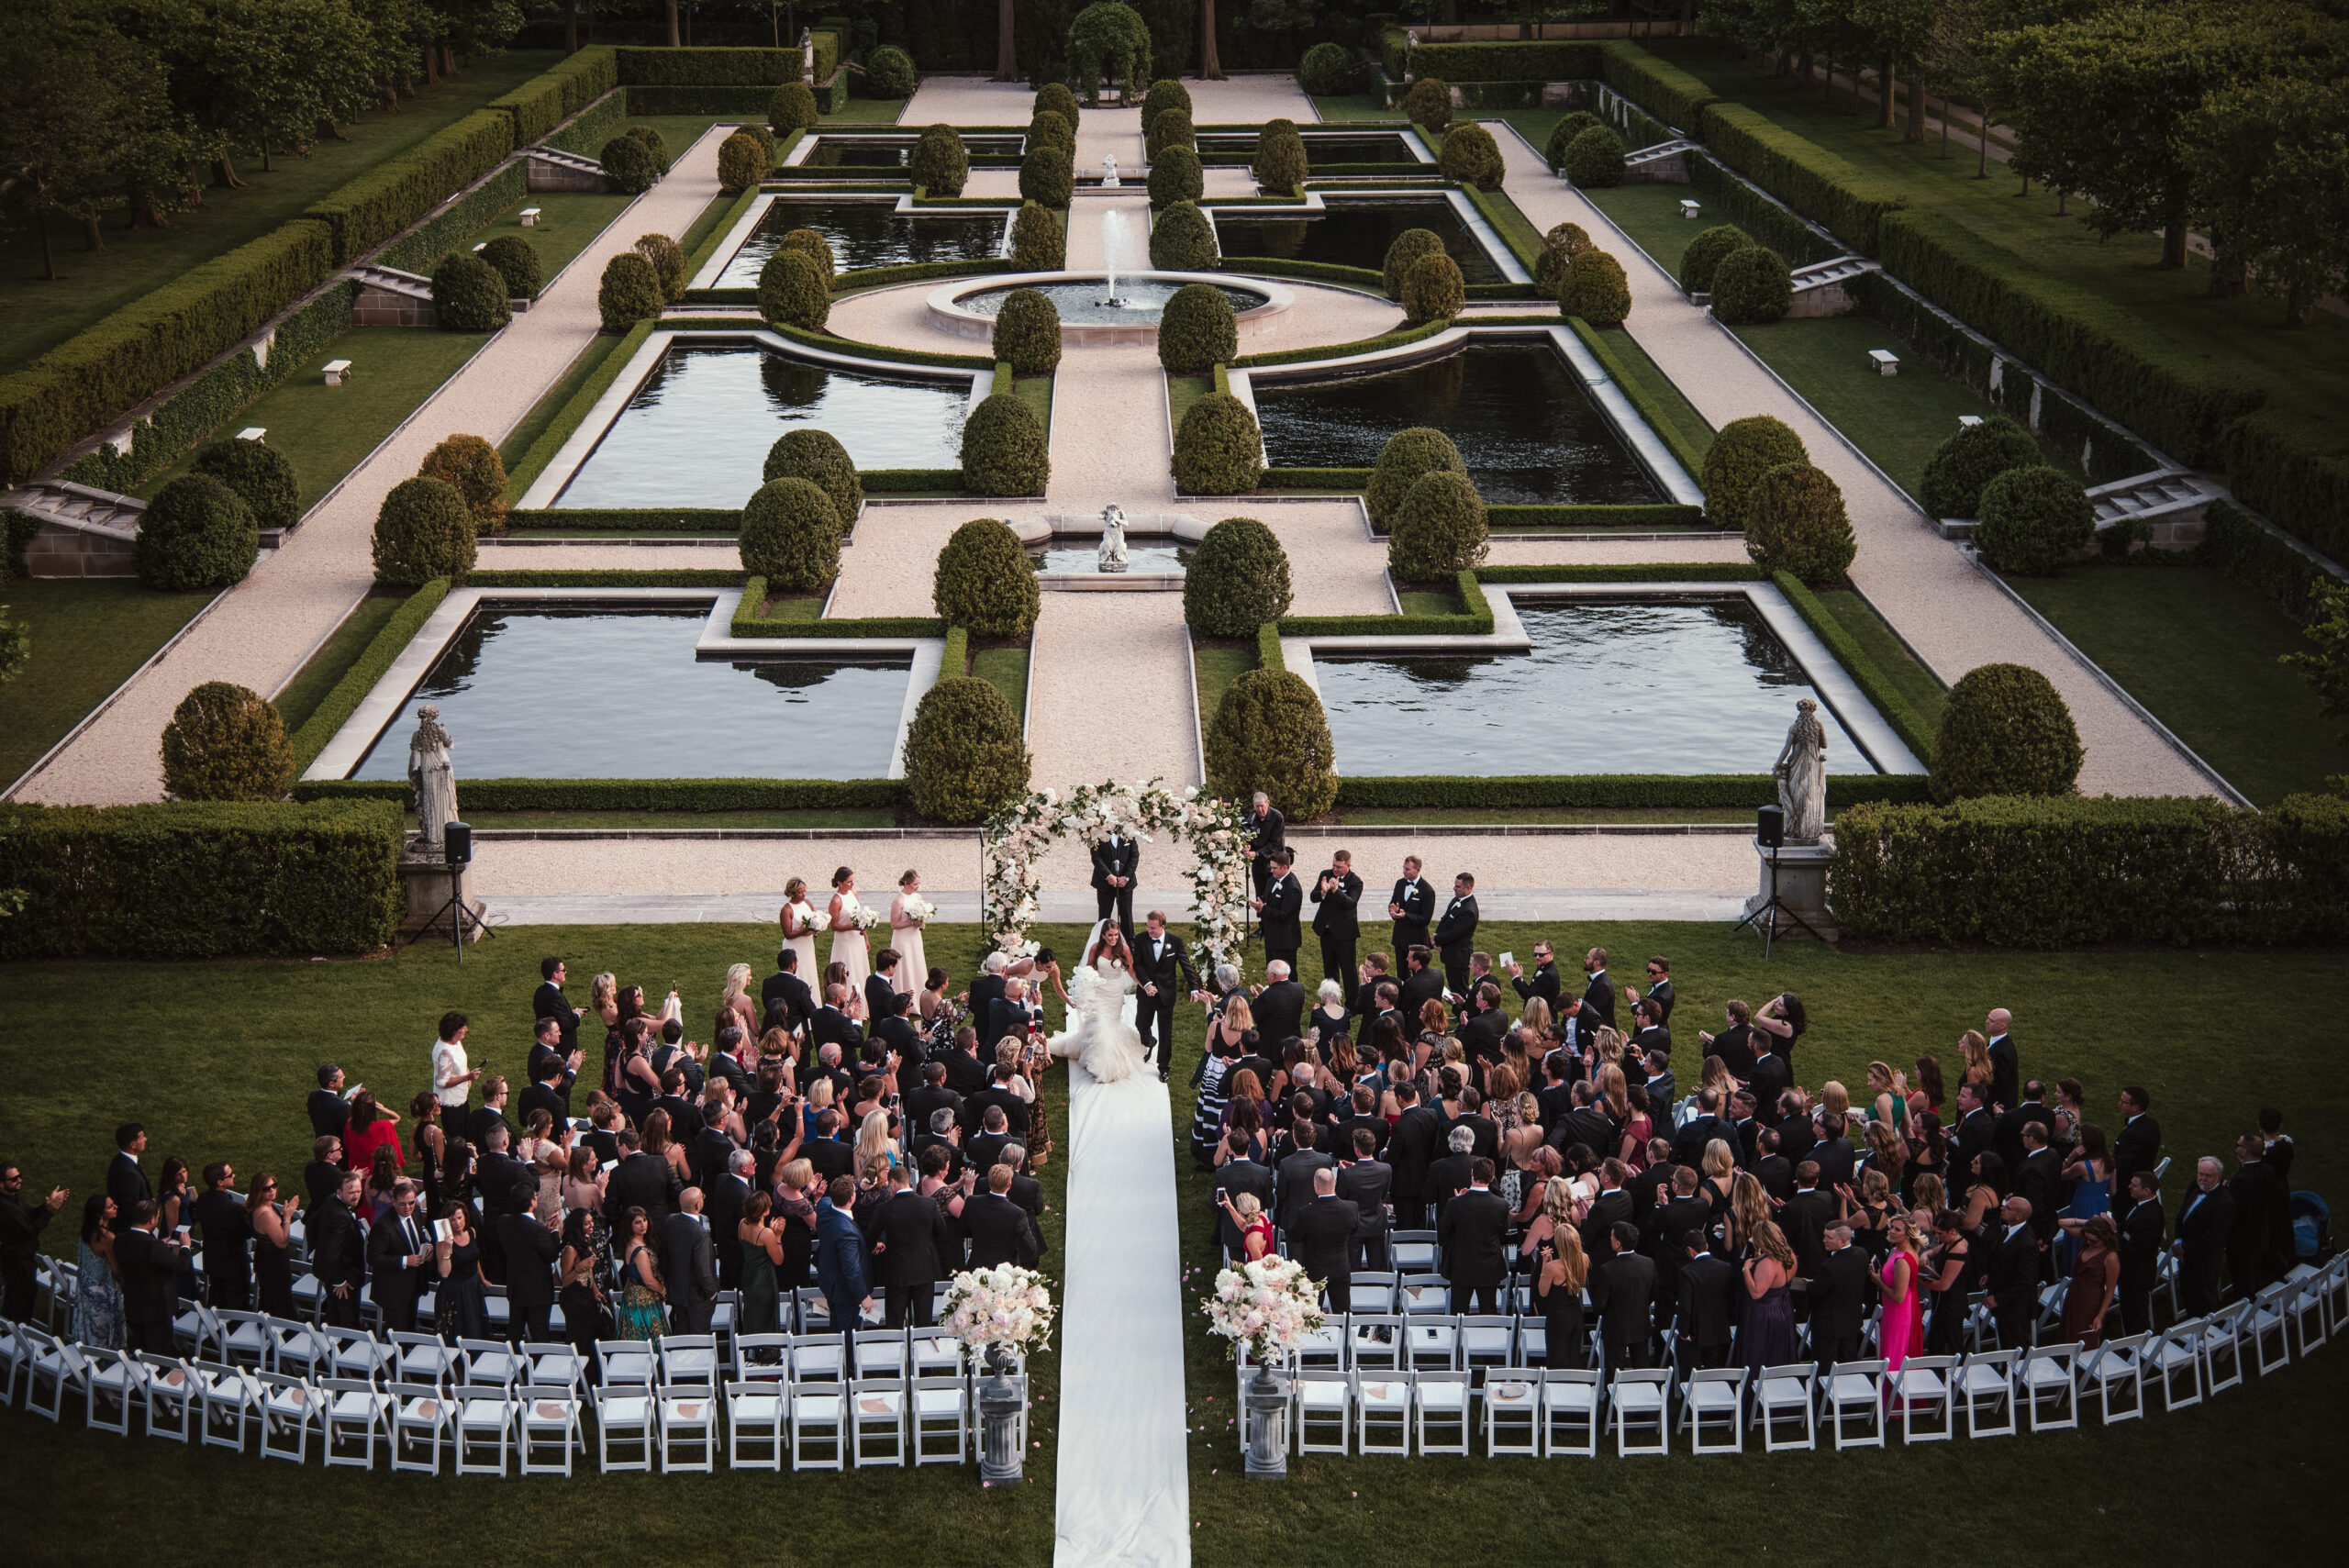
[17,129,735,807]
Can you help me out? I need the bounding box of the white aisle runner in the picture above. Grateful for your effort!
[1053,1061,1192,1568]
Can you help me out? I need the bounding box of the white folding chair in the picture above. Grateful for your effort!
[727,1378,786,1469]
[1890,1353,1957,1442]
[213,1309,271,1368]
[2199,1302,2247,1395]
[1348,1313,1404,1373]
[0,1317,29,1408]
[520,1389,583,1474]
[911,1375,968,1465]
[2288,1274,2330,1358]
[1749,1363,1816,1452]
[325,1325,394,1383]
[265,1317,331,1381]
[389,1382,453,1473]
[1956,1348,2019,1437]
[658,1384,718,1472]
[596,1385,655,1472]
[1389,1234,1438,1273]
[788,1330,844,1385]
[2080,1333,2148,1424]
[136,1352,198,1442]
[1295,1313,1345,1371]
[173,1301,221,1361]
[1408,1313,1462,1372]
[1348,1272,1399,1314]
[2150,1321,2205,1412]
[1539,1367,1602,1457]
[733,1329,791,1382]
[849,1329,907,1381]
[23,1327,86,1423]
[849,1374,907,1467]
[1821,1359,1887,1450]
[81,1346,146,1436]
[321,1376,394,1468]
[458,1337,522,1392]
[389,1329,460,1386]
[453,1389,517,1474]
[194,1359,262,1451]
[255,1370,320,1462]
[1355,1371,1411,1455]
[1414,1367,1471,1454]
[1460,1314,1514,1374]
[596,1339,657,1389]
[2020,1342,2079,1431]
[1481,1370,1539,1456]
[787,1376,846,1470]
[1294,1368,1353,1454]
[909,1328,964,1381]
[1680,1365,1746,1454]
[661,1333,720,1388]
[1609,1368,1670,1456]
[2321,1255,2349,1335]
[2246,1284,2293,1376]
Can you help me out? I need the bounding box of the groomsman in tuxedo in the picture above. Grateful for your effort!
[1309,850,1364,1006]
[2112,1085,2162,1192]
[1577,947,1616,1031]
[1132,911,1200,1081]
[1253,851,1303,975]
[1432,873,1480,999]
[1508,940,1560,1012]
[1090,828,1139,937]
[1242,793,1286,904]
[366,1182,432,1333]
[1386,855,1434,954]
[502,1208,562,1341]
[2117,1170,2165,1334]
[116,1201,188,1353]
[107,1124,151,1234]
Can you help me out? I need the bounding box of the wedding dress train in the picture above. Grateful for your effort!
[1049,921,1149,1084]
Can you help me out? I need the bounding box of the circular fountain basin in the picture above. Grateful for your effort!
[927,271,1294,347]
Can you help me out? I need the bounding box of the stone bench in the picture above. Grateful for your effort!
[1867,349,1899,376]
[324,360,353,385]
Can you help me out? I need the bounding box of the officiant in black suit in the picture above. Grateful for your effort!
[1387,855,1435,954]
[1134,911,1200,1079]
[1309,851,1363,1006]
[1432,873,1480,998]
[1242,793,1286,904]
[1091,828,1140,936]
[1253,851,1303,975]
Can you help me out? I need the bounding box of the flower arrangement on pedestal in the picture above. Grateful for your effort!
[945,1263,1058,1360]
[1199,1253,1326,1368]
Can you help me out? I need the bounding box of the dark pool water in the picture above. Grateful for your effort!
[1212,200,1502,284]
[553,342,968,509]
[717,199,1006,285]
[1030,543,1191,573]
[799,134,1024,166]
[351,608,910,781]
[1196,133,1422,164]
[959,280,1265,324]
[1252,343,1664,506]
[1316,600,1875,777]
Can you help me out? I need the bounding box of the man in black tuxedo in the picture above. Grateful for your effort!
[865,950,906,1030]
[1213,1133,1277,1253]
[2012,1122,2064,1272]
[1753,1129,1794,1207]
[1578,1160,1634,1262]
[2229,1132,2288,1295]
[1426,1126,1477,1228]
[1308,851,1363,1006]
[193,1162,254,1312]
[605,1131,684,1230]
[662,1191,718,1334]
[1640,955,1675,1024]
[1551,1081,1620,1167]
[2117,1170,2165,1334]
[1669,1087,1732,1168]
[2112,1085,2162,1193]
[312,1172,368,1329]
[1576,947,1615,1031]
[917,1108,972,1183]
[501,1207,561,1341]
[1507,940,1561,1013]
[1996,1081,2058,1175]
[1699,1002,1757,1081]
[1133,910,1201,1080]
[983,977,1033,1054]
[1778,1163,1833,1282]
[810,984,867,1055]
[1242,793,1286,903]
[943,1026,990,1096]
[1675,1236,1737,1373]
[761,949,815,1035]
[707,1148,754,1292]
[1590,1222,1658,1370]
[1750,1048,1791,1129]
[1950,1082,1998,1192]
[519,1038,584,1130]
[1628,997,1672,1063]
[805,1111,855,1184]
[965,1065,1027,1142]
[1384,1081,1443,1229]
[533,956,582,1054]
[1275,1124,1337,1222]
[1091,828,1140,937]
[1336,1129,1392,1271]
[1438,1159,1510,1314]
[1809,1225,1872,1371]
[1397,946,1444,1029]
[474,1123,536,1285]
[1386,855,1435,956]
[1456,982,1509,1066]
[1430,873,1479,999]
[107,1123,151,1234]
[1645,1167,1710,1281]
[1252,851,1303,975]
[1288,1167,1363,1310]
[1254,959,1307,1045]
[2173,1156,2235,1314]
[966,955,1010,1019]
[116,1200,187,1352]
[363,1182,430,1333]
[308,1066,352,1140]
[907,1062,963,1142]
[1983,1007,2019,1111]
[963,1167,1034,1270]
[1986,1195,2043,1347]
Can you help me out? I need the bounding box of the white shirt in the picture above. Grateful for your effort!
[432,1038,470,1107]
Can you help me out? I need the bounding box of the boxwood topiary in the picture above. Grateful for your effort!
[634,232,687,303]
[598,250,663,332]
[136,473,260,590]
[763,428,863,523]
[910,123,970,196]
[904,676,1030,824]
[478,235,542,301]
[992,287,1063,376]
[1976,465,2095,576]
[1251,128,1307,191]
[1438,122,1505,192]
[932,517,1040,636]
[1148,200,1218,270]
[1148,108,1195,159]
[781,227,837,288]
[1931,662,2083,802]
[1404,77,1451,131]
[740,123,777,164]
[1299,41,1353,96]
[627,126,672,173]
[417,434,508,532]
[717,128,769,195]
[1020,144,1074,208]
[1563,125,1625,188]
[739,476,843,590]
[1366,427,1468,533]
[372,475,475,587]
[1010,202,1066,269]
[1158,283,1237,373]
[1544,111,1602,168]
[191,437,299,534]
[1382,228,1446,300]
[770,81,820,133]
[1743,462,1855,584]
[1035,82,1080,123]
[1920,415,2043,520]
[1388,470,1488,580]
[599,133,659,194]
[1558,247,1630,328]
[961,393,1051,496]
[430,253,511,332]
[1709,243,1791,325]
[1027,109,1074,155]
[1206,668,1339,821]
[1703,415,1808,532]
[865,44,918,98]
[1678,224,1753,295]
[1148,145,1203,208]
[160,682,294,802]
[1172,393,1263,495]
[758,247,830,331]
[1143,78,1192,125]
[1184,516,1293,636]
[1532,220,1591,291]
[1400,252,1465,325]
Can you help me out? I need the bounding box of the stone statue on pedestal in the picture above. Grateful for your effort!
[407,706,459,855]
[1100,154,1119,188]
[1097,503,1129,573]
[1772,698,1827,845]
[800,27,816,85]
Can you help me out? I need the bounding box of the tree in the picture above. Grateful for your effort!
[1201,0,1225,81]
[0,4,150,270]
[1852,0,1941,140]
[998,0,1019,81]
[2283,582,2349,747]
[2186,75,2349,322]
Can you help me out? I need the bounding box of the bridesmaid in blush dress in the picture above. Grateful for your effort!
[827,866,870,993]
[778,878,820,978]
[888,870,930,997]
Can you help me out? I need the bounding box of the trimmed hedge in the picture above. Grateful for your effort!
[1206,667,1339,821]
[1367,428,1468,534]
[911,124,971,196]
[190,438,299,535]
[1533,220,1593,292]
[1559,248,1631,328]
[2195,500,2336,624]
[293,777,904,812]
[478,236,543,302]
[1150,201,1218,271]
[830,258,1008,295]
[962,392,1051,496]
[504,319,657,502]
[635,232,689,302]
[1743,462,1854,584]
[417,435,508,531]
[1335,772,1932,810]
[758,248,831,331]
[1172,393,1264,496]
[1185,517,1293,638]
[992,290,1063,376]
[1389,471,1488,580]
[933,517,1040,636]
[739,477,843,590]
[763,428,863,522]
[490,46,619,143]
[136,475,258,591]
[1700,102,1906,258]
[1300,41,1353,96]
[1709,243,1791,326]
[1010,203,1067,271]
[903,676,1030,824]
[161,682,293,802]
[1485,503,1710,532]
[1150,108,1197,160]
[1020,145,1074,208]
[1703,415,1808,534]
[1562,125,1625,189]
[466,569,744,587]
[431,253,512,332]
[1545,112,1603,170]
[2217,407,2349,562]
[373,476,476,587]
[1475,562,1764,584]
[1564,317,1713,484]
[1262,467,1373,491]
[1920,415,2042,520]
[1234,319,1452,370]
[1158,284,1237,374]
[1385,37,1602,86]
[770,81,821,133]
[1932,662,2082,802]
[620,45,834,88]
[717,130,770,195]
[1256,621,1287,672]
[1772,572,1939,766]
[1976,466,2093,576]
[290,581,451,773]
[1400,252,1466,325]
[599,132,660,194]
[1280,571,1495,638]
[306,110,515,264]
[599,251,665,332]
[865,45,918,97]
[1597,39,1720,134]
[1148,146,1205,209]
[747,317,991,370]
[1439,123,1506,192]
[1404,77,1452,131]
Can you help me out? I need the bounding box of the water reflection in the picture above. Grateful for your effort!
[718,200,1007,286]
[1214,201,1504,284]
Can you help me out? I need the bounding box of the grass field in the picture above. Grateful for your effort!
[0,579,216,789]
[1193,639,1254,729]
[973,643,1031,717]
[1585,179,1711,279]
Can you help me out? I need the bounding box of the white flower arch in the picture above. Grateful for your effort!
[982,779,1254,970]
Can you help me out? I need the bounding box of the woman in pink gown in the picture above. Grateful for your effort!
[1878,1212,1926,1372]
[887,869,930,1000]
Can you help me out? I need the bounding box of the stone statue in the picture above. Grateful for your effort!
[800,27,816,85]
[407,705,459,855]
[1772,698,1828,845]
[1100,154,1119,188]
[1097,503,1129,573]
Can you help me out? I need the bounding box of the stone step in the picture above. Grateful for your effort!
[524,146,605,176]
[1622,138,1698,166]
[1789,256,1879,293]
[2087,469,2217,525]
[348,263,436,302]
[3,479,147,541]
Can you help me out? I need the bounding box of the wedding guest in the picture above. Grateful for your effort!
[367,1181,432,1334]
[194,1161,253,1311]
[106,1124,151,1233]
[662,1188,718,1334]
[1590,1221,1657,1370]
[0,1162,68,1322]
[248,1174,298,1317]
[72,1196,124,1351]
[2058,1214,2121,1347]
[1386,854,1434,954]
[813,1179,871,1329]
[308,1065,351,1139]
[2117,1170,2165,1334]
[432,1012,480,1117]
[828,867,872,992]
[617,1207,667,1341]
[115,1200,185,1353]
[559,1210,611,1364]
[312,1170,367,1329]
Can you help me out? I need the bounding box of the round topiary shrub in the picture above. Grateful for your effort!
[1206,668,1339,821]
[740,123,777,164]
[1143,78,1193,125]
[1035,82,1080,124]
[781,227,837,288]
[762,428,863,524]
[758,247,830,331]
[635,232,687,303]
[910,123,970,196]
[717,128,769,195]
[770,81,820,134]
[932,517,1041,636]
[1678,224,1753,295]
[1532,220,1592,291]
[190,437,298,534]
[904,675,1030,824]
[598,250,662,332]
[1147,108,1195,158]
[1299,41,1353,97]
[599,133,658,194]
[1184,516,1293,637]
[627,126,672,173]
[1158,284,1237,374]
[1544,110,1602,169]
[430,253,510,332]
[1404,77,1451,131]
[1976,465,2095,576]
[477,235,542,301]
[417,434,507,532]
[1388,470,1488,580]
[1400,252,1465,325]
[1382,228,1446,300]
[739,477,843,590]
[1920,415,2043,520]
[1558,247,1630,328]
[961,393,1051,496]
[136,474,259,590]
[1027,109,1074,155]
[1019,144,1074,208]
[1931,662,2083,802]
[1148,145,1203,209]
[1366,427,1468,533]
[372,475,475,587]
[1172,393,1263,495]
[1703,414,1809,532]
[160,682,293,802]
[1438,122,1505,192]
[1743,462,1856,584]
[1709,243,1791,325]
[1251,128,1308,191]
[865,44,918,97]
[993,287,1063,375]
[1148,200,1218,270]
[1010,202,1066,270]
[1563,125,1625,188]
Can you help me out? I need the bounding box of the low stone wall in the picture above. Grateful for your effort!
[23,519,138,578]
[527,160,607,195]
[352,283,435,328]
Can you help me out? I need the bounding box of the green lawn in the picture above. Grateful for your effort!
[462,188,635,285]
[1168,373,1212,434]
[1584,180,1712,279]
[1309,95,1405,123]
[272,591,406,735]
[973,644,1031,718]
[1193,639,1255,727]
[0,52,562,378]
[0,579,216,789]
[1812,586,1949,728]
[822,98,910,126]
[2006,564,2349,806]
[1013,373,1052,436]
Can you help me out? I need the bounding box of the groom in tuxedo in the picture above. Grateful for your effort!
[1090,829,1139,937]
[1133,910,1201,1083]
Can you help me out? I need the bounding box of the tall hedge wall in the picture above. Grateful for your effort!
[491,45,620,143]
[1697,103,1907,258]
[1597,39,1720,133]
[1381,36,1603,83]
[379,162,529,275]
[616,42,838,86]
[304,110,516,265]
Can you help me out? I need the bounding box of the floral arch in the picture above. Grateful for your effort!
[982,779,1253,971]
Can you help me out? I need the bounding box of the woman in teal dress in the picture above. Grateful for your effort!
[617,1207,666,1342]
[738,1191,785,1334]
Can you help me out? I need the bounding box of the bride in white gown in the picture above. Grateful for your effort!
[1048,920,1151,1084]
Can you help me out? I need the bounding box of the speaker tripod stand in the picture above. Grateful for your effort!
[406,827,493,959]
[1731,840,1821,959]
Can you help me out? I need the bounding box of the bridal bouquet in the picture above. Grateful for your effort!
[900,895,936,925]
[1200,1255,1325,1366]
[849,905,885,933]
[944,1264,1056,1358]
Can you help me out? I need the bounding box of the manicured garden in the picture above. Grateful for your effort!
[0,578,215,787]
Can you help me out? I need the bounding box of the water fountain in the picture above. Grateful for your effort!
[1099,209,1130,308]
